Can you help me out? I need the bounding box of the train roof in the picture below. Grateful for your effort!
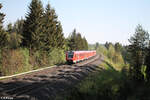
[67,50,96,54]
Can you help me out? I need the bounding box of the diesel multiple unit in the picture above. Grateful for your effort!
[66,50,96,63]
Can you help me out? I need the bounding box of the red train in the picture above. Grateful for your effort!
[66,50,96,63]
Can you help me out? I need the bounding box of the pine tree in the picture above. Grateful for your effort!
[105,42,109,49]
[8,32,22,49]
[83,37,88,50]
[22,0,44,50]
[0,3,8,49]
[95,42,99,50]
[68,29,77,50]
[68,29,88,51]
[55,22,65,49]
[43,3,65,51]
[76,33,83,50]
[114,42,122,53]
[42,3,54,51]
[128,24,149,81]
[14,18,24,35]
[145,41,150,82]
[6,23,13,34]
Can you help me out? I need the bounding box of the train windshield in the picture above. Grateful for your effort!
[68,51,74,58]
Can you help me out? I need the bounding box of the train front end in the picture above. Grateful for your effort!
[66,51,75,64]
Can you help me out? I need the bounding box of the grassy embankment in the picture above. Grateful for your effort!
[63,45,150,100]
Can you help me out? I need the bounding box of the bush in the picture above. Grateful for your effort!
[48,48,65,65]
[21,48,32,71]
[29,48,66,69]
[29,50,50,69]
[1,49,31,75]
[96,45,108,57]
[7,32,22,49]
[112,52,124,65]
[0,48,66,76]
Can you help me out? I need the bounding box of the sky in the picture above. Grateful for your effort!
[1,0,150,45]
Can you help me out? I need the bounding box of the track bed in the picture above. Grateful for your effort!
[0,55,102,100]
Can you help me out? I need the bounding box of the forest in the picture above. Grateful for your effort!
[0,0,88,76]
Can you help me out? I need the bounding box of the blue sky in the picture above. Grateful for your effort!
[1,0,150,45]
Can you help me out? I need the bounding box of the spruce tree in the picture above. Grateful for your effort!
[42,3,53,51]
[82,37,88,50]
[114,42,122,53]
[67,29,89,51]
[6,23,13,34]
[105,42,109,49]
[43,3,65,51]
[128,24,149,81]
[68,29,77,50]
[76,33,83,50]
[55,22,65,49]
[145,42,150,82]
[0,3,8,49]
[95,42,99,50]
[22,0,44,50]
[14,18,24,35]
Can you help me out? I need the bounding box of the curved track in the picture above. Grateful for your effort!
[0,55,102,100]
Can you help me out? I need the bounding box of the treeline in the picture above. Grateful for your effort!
[96,24,150,83]
[0,0,88,76]
[67,29,88,51]
[96,42,125,70]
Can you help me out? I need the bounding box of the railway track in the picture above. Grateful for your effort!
[0,55,102,100]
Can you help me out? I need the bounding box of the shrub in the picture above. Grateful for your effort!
[112,52,124,65]
[7,32,22,49]
[29,50,49,69]
[48,48,66,65]
[107,44,115,61]
[1,49,31,75]
[20,48,32,71]
[96,45,108,57]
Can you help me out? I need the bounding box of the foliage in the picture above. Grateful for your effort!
[6,23,13,33]
[82,37,88,50]
[145,42,150,82]
[96,44,107,56]
[0,4,8,49]
[22,0,44,50]
[121,46,131,64]
[29,50,49,69]
[107,44,115,60]
[48,48,65,65]
[67,29,88,50]
[65,58,150,100]
[128,24,149,81]
[95,42,99,50]
[96,43,125,70]
[13,18,24,35]
[42,3,65,51]
[7,32,23,49]
[114,42,122,52]
[65,60,127,100]
[1,49,31,75]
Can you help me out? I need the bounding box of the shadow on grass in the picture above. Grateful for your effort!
[64,60,150,100]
